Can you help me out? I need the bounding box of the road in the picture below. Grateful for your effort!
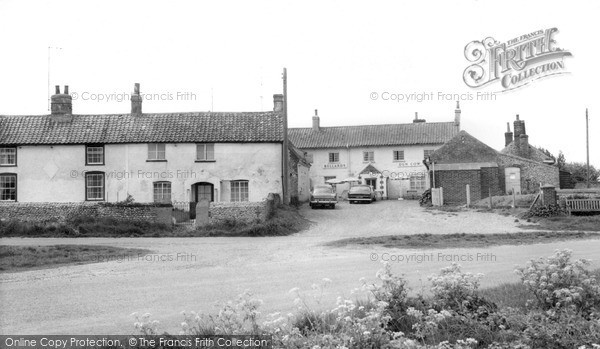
[1,200,599,334]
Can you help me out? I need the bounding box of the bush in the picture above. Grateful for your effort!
[515,249,600,315]
[132,251,600,348]
[420,189,432,207]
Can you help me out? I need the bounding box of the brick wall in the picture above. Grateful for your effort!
[481,167,502,198]
[432,169,482,204]
[0,202,173,225]
[497,154,559,194]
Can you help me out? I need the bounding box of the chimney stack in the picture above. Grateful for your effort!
[312,109,320,131]
[131,83,142,115]
[513,114,526,138]
[504,122,513,147]
[413,112,426,123]
[273,94,284,112]
[513,114,527,153]
[454,101,461,126]
[519,134,530,158]
[50,85,72,115]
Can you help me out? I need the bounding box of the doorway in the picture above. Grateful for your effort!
[190,182,214,219]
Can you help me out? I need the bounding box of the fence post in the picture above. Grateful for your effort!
[466,184,470,207]
[488,188,492,209]
[512,188,516,208]
[440,187,444,206]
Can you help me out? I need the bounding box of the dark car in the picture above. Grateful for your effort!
[348,185,376,204]
[310,185,338,209]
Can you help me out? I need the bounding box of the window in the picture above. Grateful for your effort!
[86,145,104,165]
[231,180,249,202]
[410,174,427,190]
[153,182,172,203]
[0,147,16,166]
[85,172,105,201]
[423,149,435,160]
[0,173,16,201]
[196,143,215,161]
[363,151,374,162]
[393,150,405,161]
[148,143,166,161]
[328,152,339,163]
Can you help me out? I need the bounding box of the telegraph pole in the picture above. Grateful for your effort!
[282,68,290,204]
[586,108,590,188]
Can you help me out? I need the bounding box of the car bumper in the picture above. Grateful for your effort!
[310,200,337,205]
[348,197,373,201]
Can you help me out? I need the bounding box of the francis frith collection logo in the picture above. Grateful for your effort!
[463,28,572,91]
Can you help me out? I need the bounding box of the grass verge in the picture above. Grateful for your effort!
[327,231,600,249]
[0,245,151,272]
[519,214,600,231]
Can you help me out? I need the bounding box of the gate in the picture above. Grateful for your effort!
[172,201,193,224]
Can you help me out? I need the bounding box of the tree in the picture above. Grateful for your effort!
[563,162,600,183]
[557,151,566,170]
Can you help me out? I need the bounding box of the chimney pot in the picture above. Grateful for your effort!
[55,85,60,94]
[504,122,513,147]
[454,101,461,126]
[64,85,69,95]
[131,83,143,115]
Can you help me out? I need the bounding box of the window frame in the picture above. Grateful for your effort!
[0,147,17,167]
[409,174,427,190]
[153,181,172,203]
[423,149,435,160]
[230,180,249,202]
[0,173,17,201]
[328,152,340,163]
[393,150,405,162]
[85,144,105,166]
[85,171,105,201]
[147,143,167,162]
[195,143,215,162]
[363,151,375,162]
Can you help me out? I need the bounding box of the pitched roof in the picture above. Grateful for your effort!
[501,142,555,163]
[289,122,459,149]
[0,112,283,145]
[429,130,500,164]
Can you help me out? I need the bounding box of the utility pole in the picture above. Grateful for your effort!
[282,68,290,204]
[586,108,590,188]
[47,46,62,111]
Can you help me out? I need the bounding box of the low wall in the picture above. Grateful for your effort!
[207,193,281,224]
[0,202,173,225]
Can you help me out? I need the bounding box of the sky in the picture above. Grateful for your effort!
[0,0,598,167]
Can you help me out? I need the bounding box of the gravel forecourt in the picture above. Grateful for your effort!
[1,200,599,334]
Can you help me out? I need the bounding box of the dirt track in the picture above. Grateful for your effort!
[2,200,599,334]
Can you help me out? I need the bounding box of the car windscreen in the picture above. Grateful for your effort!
[349,186,371,193]
[313,188,333,194]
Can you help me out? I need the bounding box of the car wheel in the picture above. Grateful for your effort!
[332,204,336,209]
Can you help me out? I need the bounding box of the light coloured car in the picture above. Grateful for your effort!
[310,185,338,209]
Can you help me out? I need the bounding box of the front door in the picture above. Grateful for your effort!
[190,182,214,219]
[365,178,377,190]
[196,183,214,202]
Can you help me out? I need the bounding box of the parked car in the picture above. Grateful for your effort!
[348,185,376,204]
[310,185,338,209]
